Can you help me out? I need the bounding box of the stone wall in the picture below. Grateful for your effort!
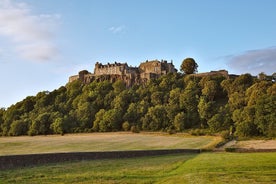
[191,70,229,78]
[0,149,200,170]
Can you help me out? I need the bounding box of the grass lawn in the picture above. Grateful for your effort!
[0,152,275,184]
[0,132,220,155]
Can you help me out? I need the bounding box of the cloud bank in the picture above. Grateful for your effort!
[227,47,276,75]
[0,0,60,62]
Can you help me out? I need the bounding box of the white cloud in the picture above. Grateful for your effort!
[227,47,276,75]
[0,0,60,62]
[16,43,58,61]
[109,25,126,34]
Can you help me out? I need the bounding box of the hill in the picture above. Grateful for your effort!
[0,61,275,138]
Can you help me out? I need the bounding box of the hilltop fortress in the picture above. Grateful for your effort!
[69,60,177,87]
[69,60,231,86]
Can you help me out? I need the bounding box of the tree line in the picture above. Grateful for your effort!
[0,59,275,138]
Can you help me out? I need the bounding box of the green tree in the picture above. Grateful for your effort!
[28,113,52,135]
[111,90,132,112]
[1,105,20,135]
[246,81,271,106]
[100,109,122,132]
[221,78,234,95]
[254,94,276,137]
[228,92,246,112]
[207,106,233,133]
[75,101,96,130]
[50,117,70,135]
[233,107,259,137]
[150,91,164,106]
[235,120,258,138]
[9,119,30,136]
[207,114,223,133]
[20,96,36,113]
[166,88,181,124]
[232,73,254,93]
[232,80,275,137]
[66,80,83,99]
[112,80,126,94]
[202,80,218,101]
[179,81,200,127]
[173,112,187,131]
[142,105,169,131]
[198,97,215,122]
[180,58,198,74]
[92,109,106,132]
[0,108,5,135]
[123,103,140,126]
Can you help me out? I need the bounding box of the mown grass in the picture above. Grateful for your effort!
[159,152,276,184]
[0,132,221,155]
[0,152,275,184]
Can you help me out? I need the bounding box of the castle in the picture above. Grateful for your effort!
[69,60,177,87]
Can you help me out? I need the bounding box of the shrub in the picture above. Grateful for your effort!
[225,147,237,152]
[122,121,130,131]
[190,129,207,136]
[167,126,176,134]
[131,125,140,133]
[220,130,231,140]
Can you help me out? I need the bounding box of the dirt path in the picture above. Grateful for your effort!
[235,140,276,149]
[215,139,276,152]
[214,140,237,152]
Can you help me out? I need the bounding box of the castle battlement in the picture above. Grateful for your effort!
[69,60,177,86]
[69,60,231,86]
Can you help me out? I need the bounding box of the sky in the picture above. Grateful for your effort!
[0,0,276,108]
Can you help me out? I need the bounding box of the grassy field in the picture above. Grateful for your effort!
[0,132,221,155]
[0,152,275,184]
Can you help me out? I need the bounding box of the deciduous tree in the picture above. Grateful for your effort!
[180,58,198,74]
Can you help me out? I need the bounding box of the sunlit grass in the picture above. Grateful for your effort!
[0,132,220,155]
[158,152,276,184]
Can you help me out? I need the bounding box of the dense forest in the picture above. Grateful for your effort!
[0,61,275,138]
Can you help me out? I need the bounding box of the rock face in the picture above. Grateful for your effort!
[69,60,177,87]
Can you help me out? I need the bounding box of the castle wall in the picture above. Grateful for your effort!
[163,62,176,74]
[94,62,131,76]
[68,60,176,86]
[94,65,123,76]
[139,60,162,75]
[69,75,79,83]
[191,70,229,78]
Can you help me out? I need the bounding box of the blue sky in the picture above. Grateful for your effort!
[0,0,276,108]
